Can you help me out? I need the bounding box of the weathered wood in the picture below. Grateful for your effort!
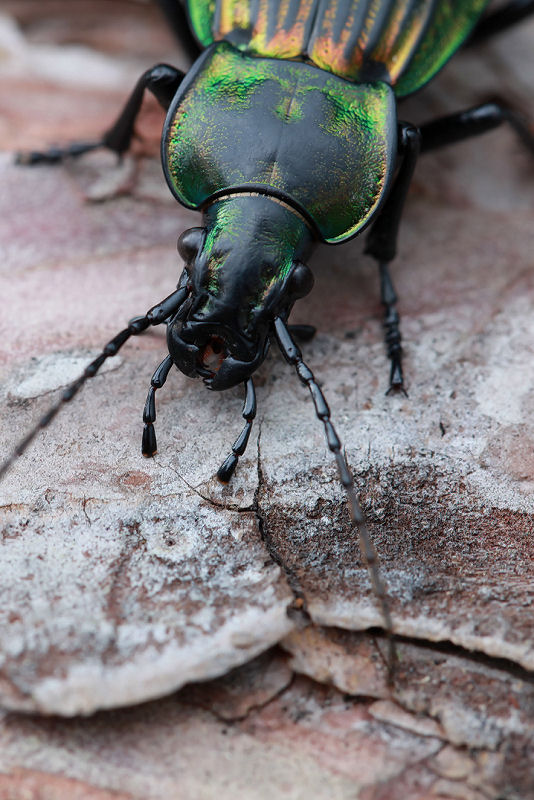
[0,2,533,797]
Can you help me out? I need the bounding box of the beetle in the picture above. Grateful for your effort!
[2,0,534,650]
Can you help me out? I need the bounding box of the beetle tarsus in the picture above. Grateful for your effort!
[364,126,420,395]
[217,453,239,483]
[16,140,103,166]
[378,262,407,396]
[386,362,408,397]
[142,423,158,457]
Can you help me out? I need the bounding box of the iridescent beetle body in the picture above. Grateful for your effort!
[163,44,398,244]
[163,41,398,391]
[158,0,490,396]
[5,0,534,654]
[186,0,488,91]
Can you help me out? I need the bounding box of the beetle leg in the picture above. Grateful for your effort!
[17,64,185,166]
[419,102,534,157]
[273,316,396,681]
[468,0,534,45]
[142,356,174,457]
[0,287,188,481]
[102,64,185,155]
[217,378,257,482]
[379,262,406,396]
[365,123,421,395]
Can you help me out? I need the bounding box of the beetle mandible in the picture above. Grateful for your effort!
[3,0,534,646]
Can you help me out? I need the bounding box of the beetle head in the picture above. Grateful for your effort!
[167,195,314,390]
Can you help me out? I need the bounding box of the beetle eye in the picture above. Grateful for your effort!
[177,227,205,263]
[288,261,314,299]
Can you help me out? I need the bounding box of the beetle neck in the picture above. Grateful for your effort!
[193,194,314,334]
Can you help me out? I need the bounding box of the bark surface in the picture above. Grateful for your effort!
[0,2,533,798]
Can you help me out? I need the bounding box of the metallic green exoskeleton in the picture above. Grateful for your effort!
[164,44,397,244]
[187,0,489,94]
[161,0,489,392]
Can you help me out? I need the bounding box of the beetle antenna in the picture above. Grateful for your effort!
[273,316,395,679]
[0,287,188,482]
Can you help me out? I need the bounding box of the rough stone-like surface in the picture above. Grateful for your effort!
[0,661,443,800]
[1,1,534,796]
[257,33,534,663]
[2,650,533,800]
[0,4,295,716]
[282,627,534,753]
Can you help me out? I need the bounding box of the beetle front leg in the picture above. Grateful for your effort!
[365,123,421,395]
[17,64,185,166]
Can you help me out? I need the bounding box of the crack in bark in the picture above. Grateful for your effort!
[191,671,298,724]
[370,701,448,743]
[161,460,255,513]
[388,631,534,686]
[160,426,309,624]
